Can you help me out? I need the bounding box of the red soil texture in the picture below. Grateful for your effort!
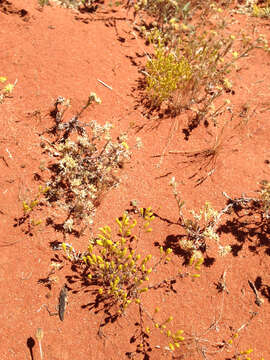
[0,1,270,359]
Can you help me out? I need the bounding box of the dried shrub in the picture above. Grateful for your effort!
[40,94,131,233]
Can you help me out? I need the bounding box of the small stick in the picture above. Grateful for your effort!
[97,79,113,90]
[35,328,44,360]
[216,269,229,294]
[248,280,264,307]
[6,148,12,159]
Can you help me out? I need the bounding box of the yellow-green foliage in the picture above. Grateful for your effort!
[253,2,270,18]
[22,185,49,215]
[145,26,237,113]
[0,76,16,104]
[63,209,172,313]
[188,251,204,278]
[143,9,269,117]
[38,0,49,6]
[146,38,192,106]
[22,186,49,228]
[146,309,185,351]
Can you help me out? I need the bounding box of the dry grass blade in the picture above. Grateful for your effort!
[170,120,236,186]
[35,328,44,360]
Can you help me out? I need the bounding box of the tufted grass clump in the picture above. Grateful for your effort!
[40,93,131,233]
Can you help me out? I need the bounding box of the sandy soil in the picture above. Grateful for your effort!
[0,0,270,359]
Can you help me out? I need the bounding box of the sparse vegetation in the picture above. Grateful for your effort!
[143,23,269,118]
[39,93,131,233]
[61,207,190,354]
[170,175,270,264]
[2,0,269,358]
[47,0,103,10]
[132,0,269,124]
[62,208,162,312]
[170,176,232,259]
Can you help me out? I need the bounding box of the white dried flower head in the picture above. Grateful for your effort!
[70,179,81,187]
[85,215,94,225]
[88,184,97,193]
[72,188,80,196]
[89,92,101,104]
[104,134,112,141]
[60,155,77,169]
[191,250,203,260]
[218,245,231,257]
[58,139,76,152]
[135,137,143,149]
[78,189,87,199]
[104,122,113,131]
[179,239,195,251]
[63,218,73,232]
[85,200,94,212]
[169,177,176,186]
[77,136,90,148]
[203,227,219,241]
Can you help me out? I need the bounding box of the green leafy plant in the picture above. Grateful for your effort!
[40,93,131,233]
[225,330,265,360]
[132,306,186,355]
[22,185,49,217]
